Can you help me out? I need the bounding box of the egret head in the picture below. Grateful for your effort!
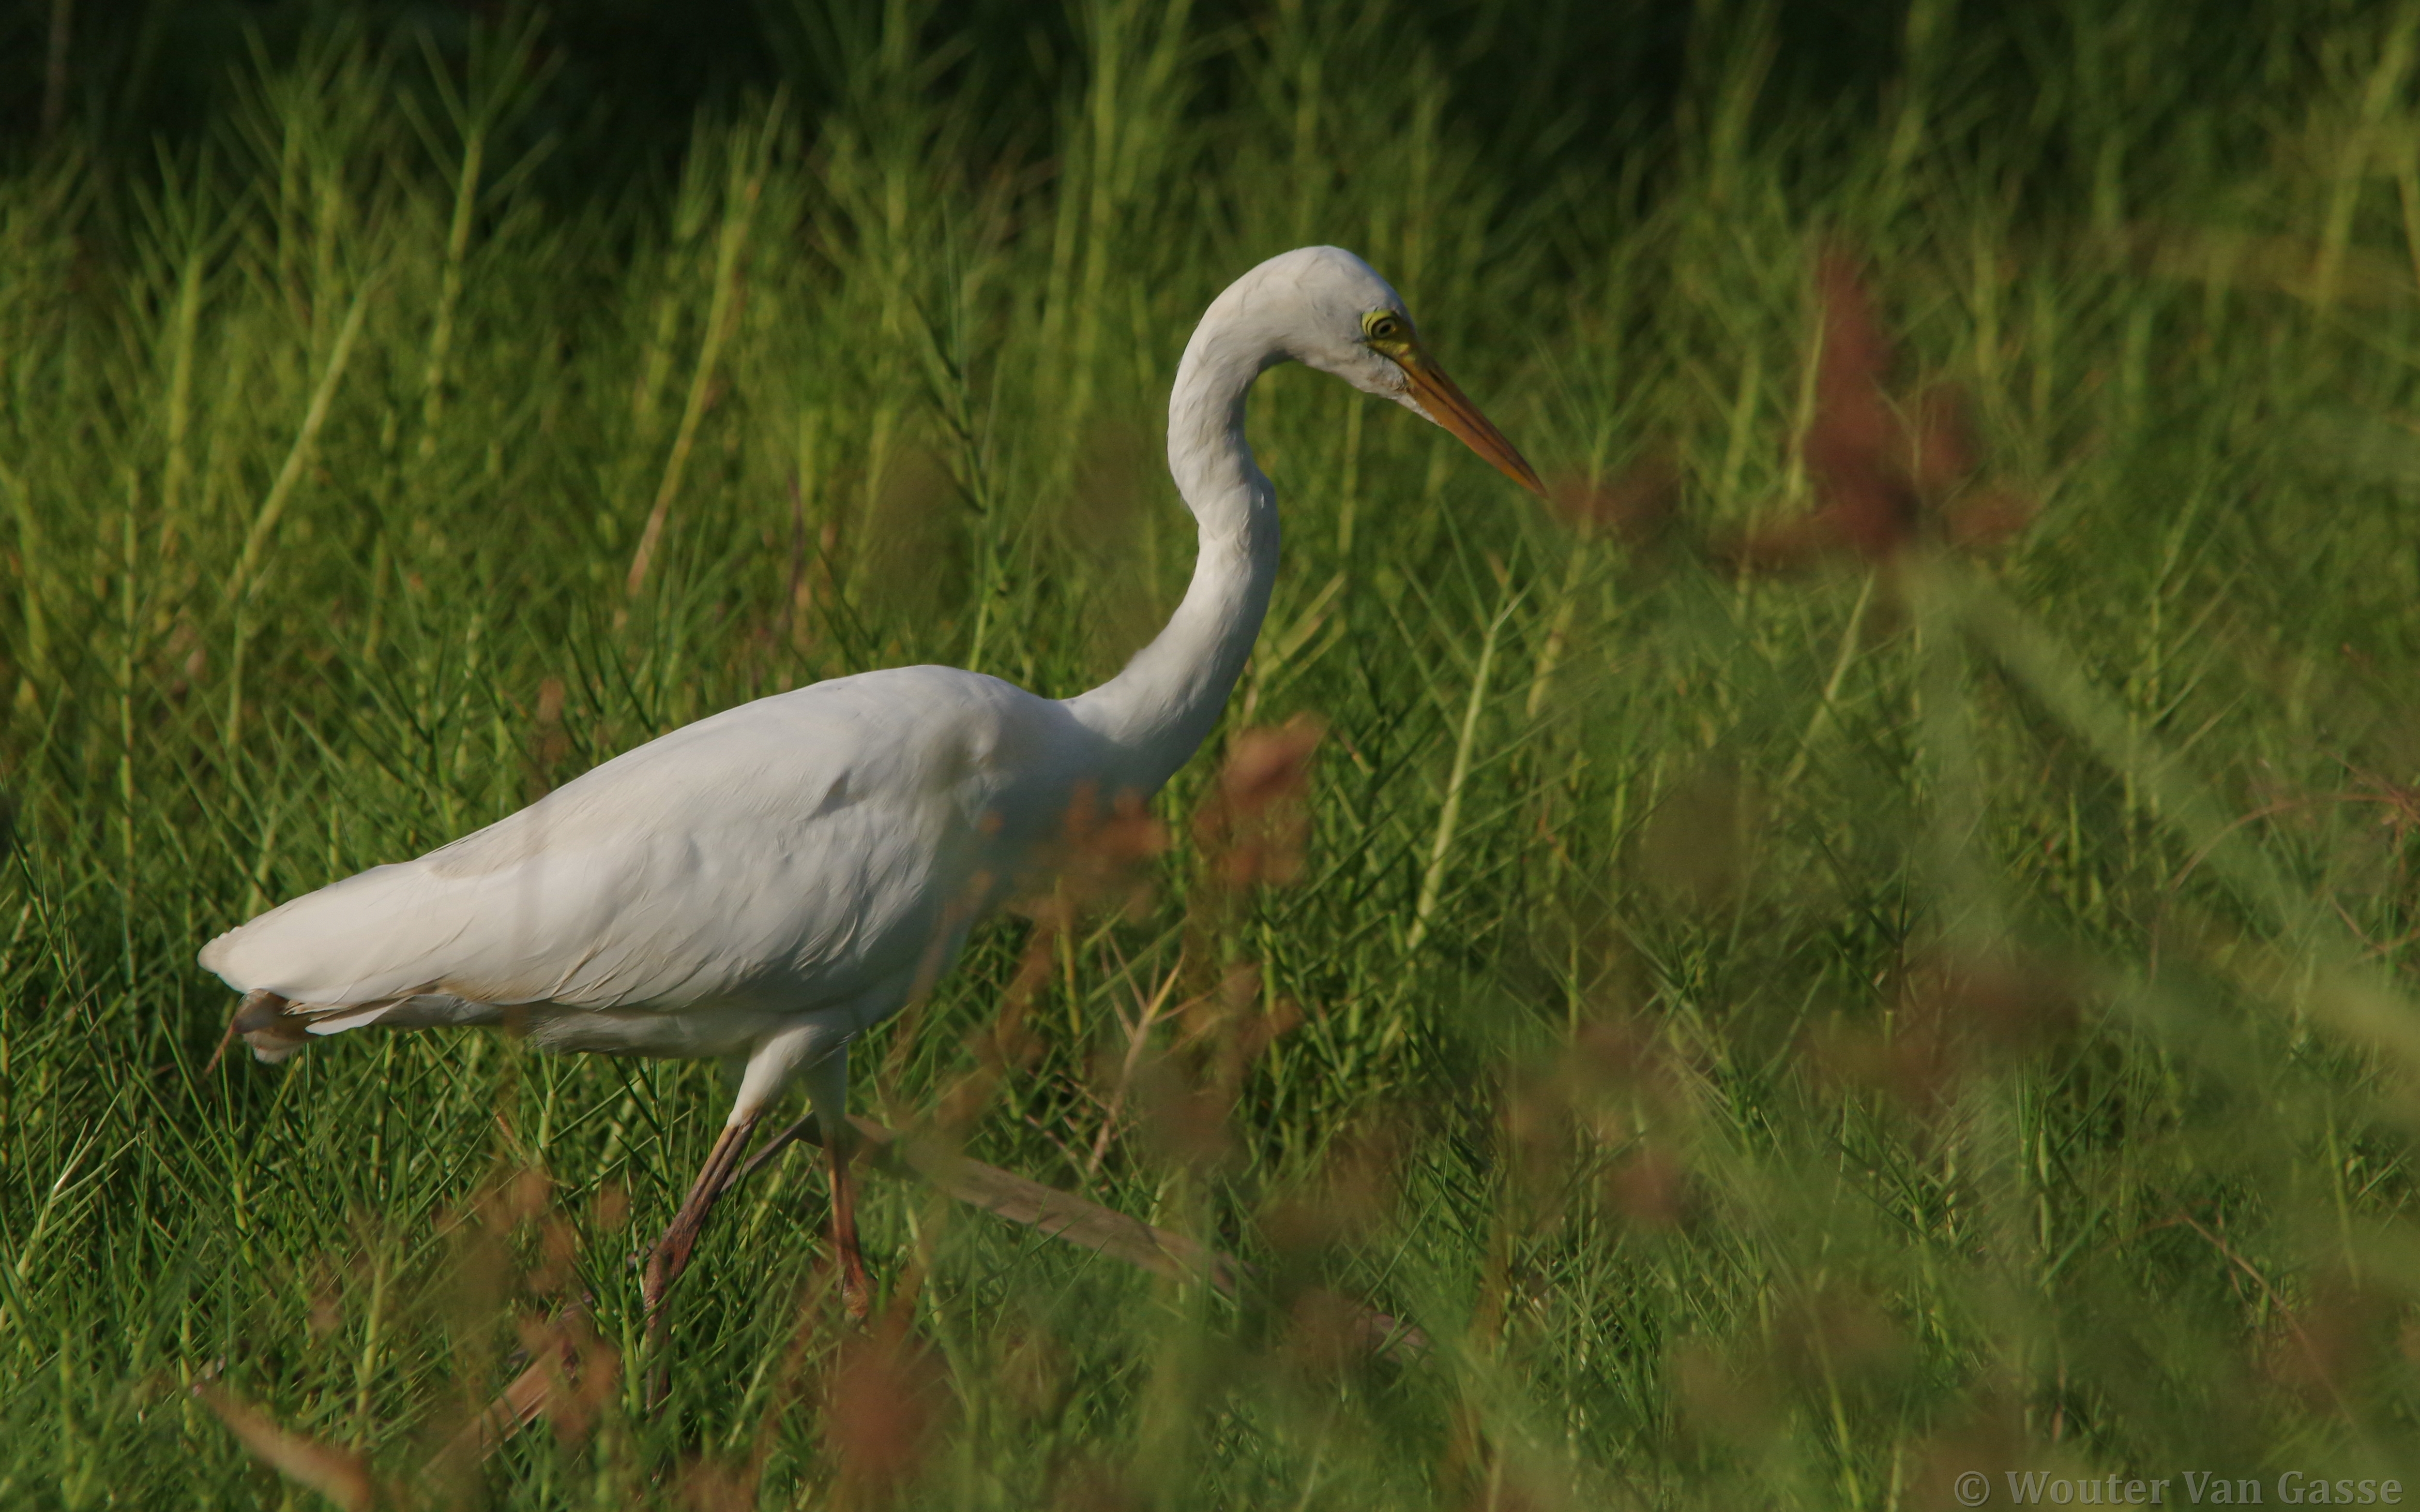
[1238,245,1544,494]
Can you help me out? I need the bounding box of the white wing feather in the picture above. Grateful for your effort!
[200,667,1082,1019]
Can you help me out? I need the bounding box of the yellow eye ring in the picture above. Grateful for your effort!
[1362,310,1407,343]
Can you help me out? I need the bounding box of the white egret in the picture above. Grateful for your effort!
[200,244,1541,1340]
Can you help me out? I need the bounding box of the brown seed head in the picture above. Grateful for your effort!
[1724,245,2038,571]
[2264,1272,2393,1408]
[1603,1146,1690,1229]
[826,1318,944,1504]
[1195,717,1324,889]
[1545,459,1679,543]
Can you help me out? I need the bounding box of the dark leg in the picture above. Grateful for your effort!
[731,1110,822,1188]
[658,1049,872,1326]
[799,1048,873,1319]
[723,1104,872,1317]
[640,1110,764,1405]
[827,1114,872,1321]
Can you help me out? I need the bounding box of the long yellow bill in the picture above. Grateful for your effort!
[1397,344,1545,495]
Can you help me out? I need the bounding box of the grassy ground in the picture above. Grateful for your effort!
[8,1,2420,1506]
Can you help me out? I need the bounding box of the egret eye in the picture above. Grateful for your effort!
[1363,310,1406,343]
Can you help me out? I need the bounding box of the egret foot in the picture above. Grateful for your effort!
[640,1110,764,1407]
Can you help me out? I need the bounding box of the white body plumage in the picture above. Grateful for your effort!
[204,667,1108,1109]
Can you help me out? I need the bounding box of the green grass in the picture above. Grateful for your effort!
[10,1,2420,1505]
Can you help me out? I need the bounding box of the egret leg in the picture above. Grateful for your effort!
[707,1108,866,1306]
[640,1109,764,1403]
[640,1113,764,1309]
[635,1044,871,1333]
[801,1049,873,1320]
[827,1118,872,1320]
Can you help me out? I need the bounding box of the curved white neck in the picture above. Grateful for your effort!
[1063,317,1282,795]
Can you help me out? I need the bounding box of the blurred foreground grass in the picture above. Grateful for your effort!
[9,1,2420,1506]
